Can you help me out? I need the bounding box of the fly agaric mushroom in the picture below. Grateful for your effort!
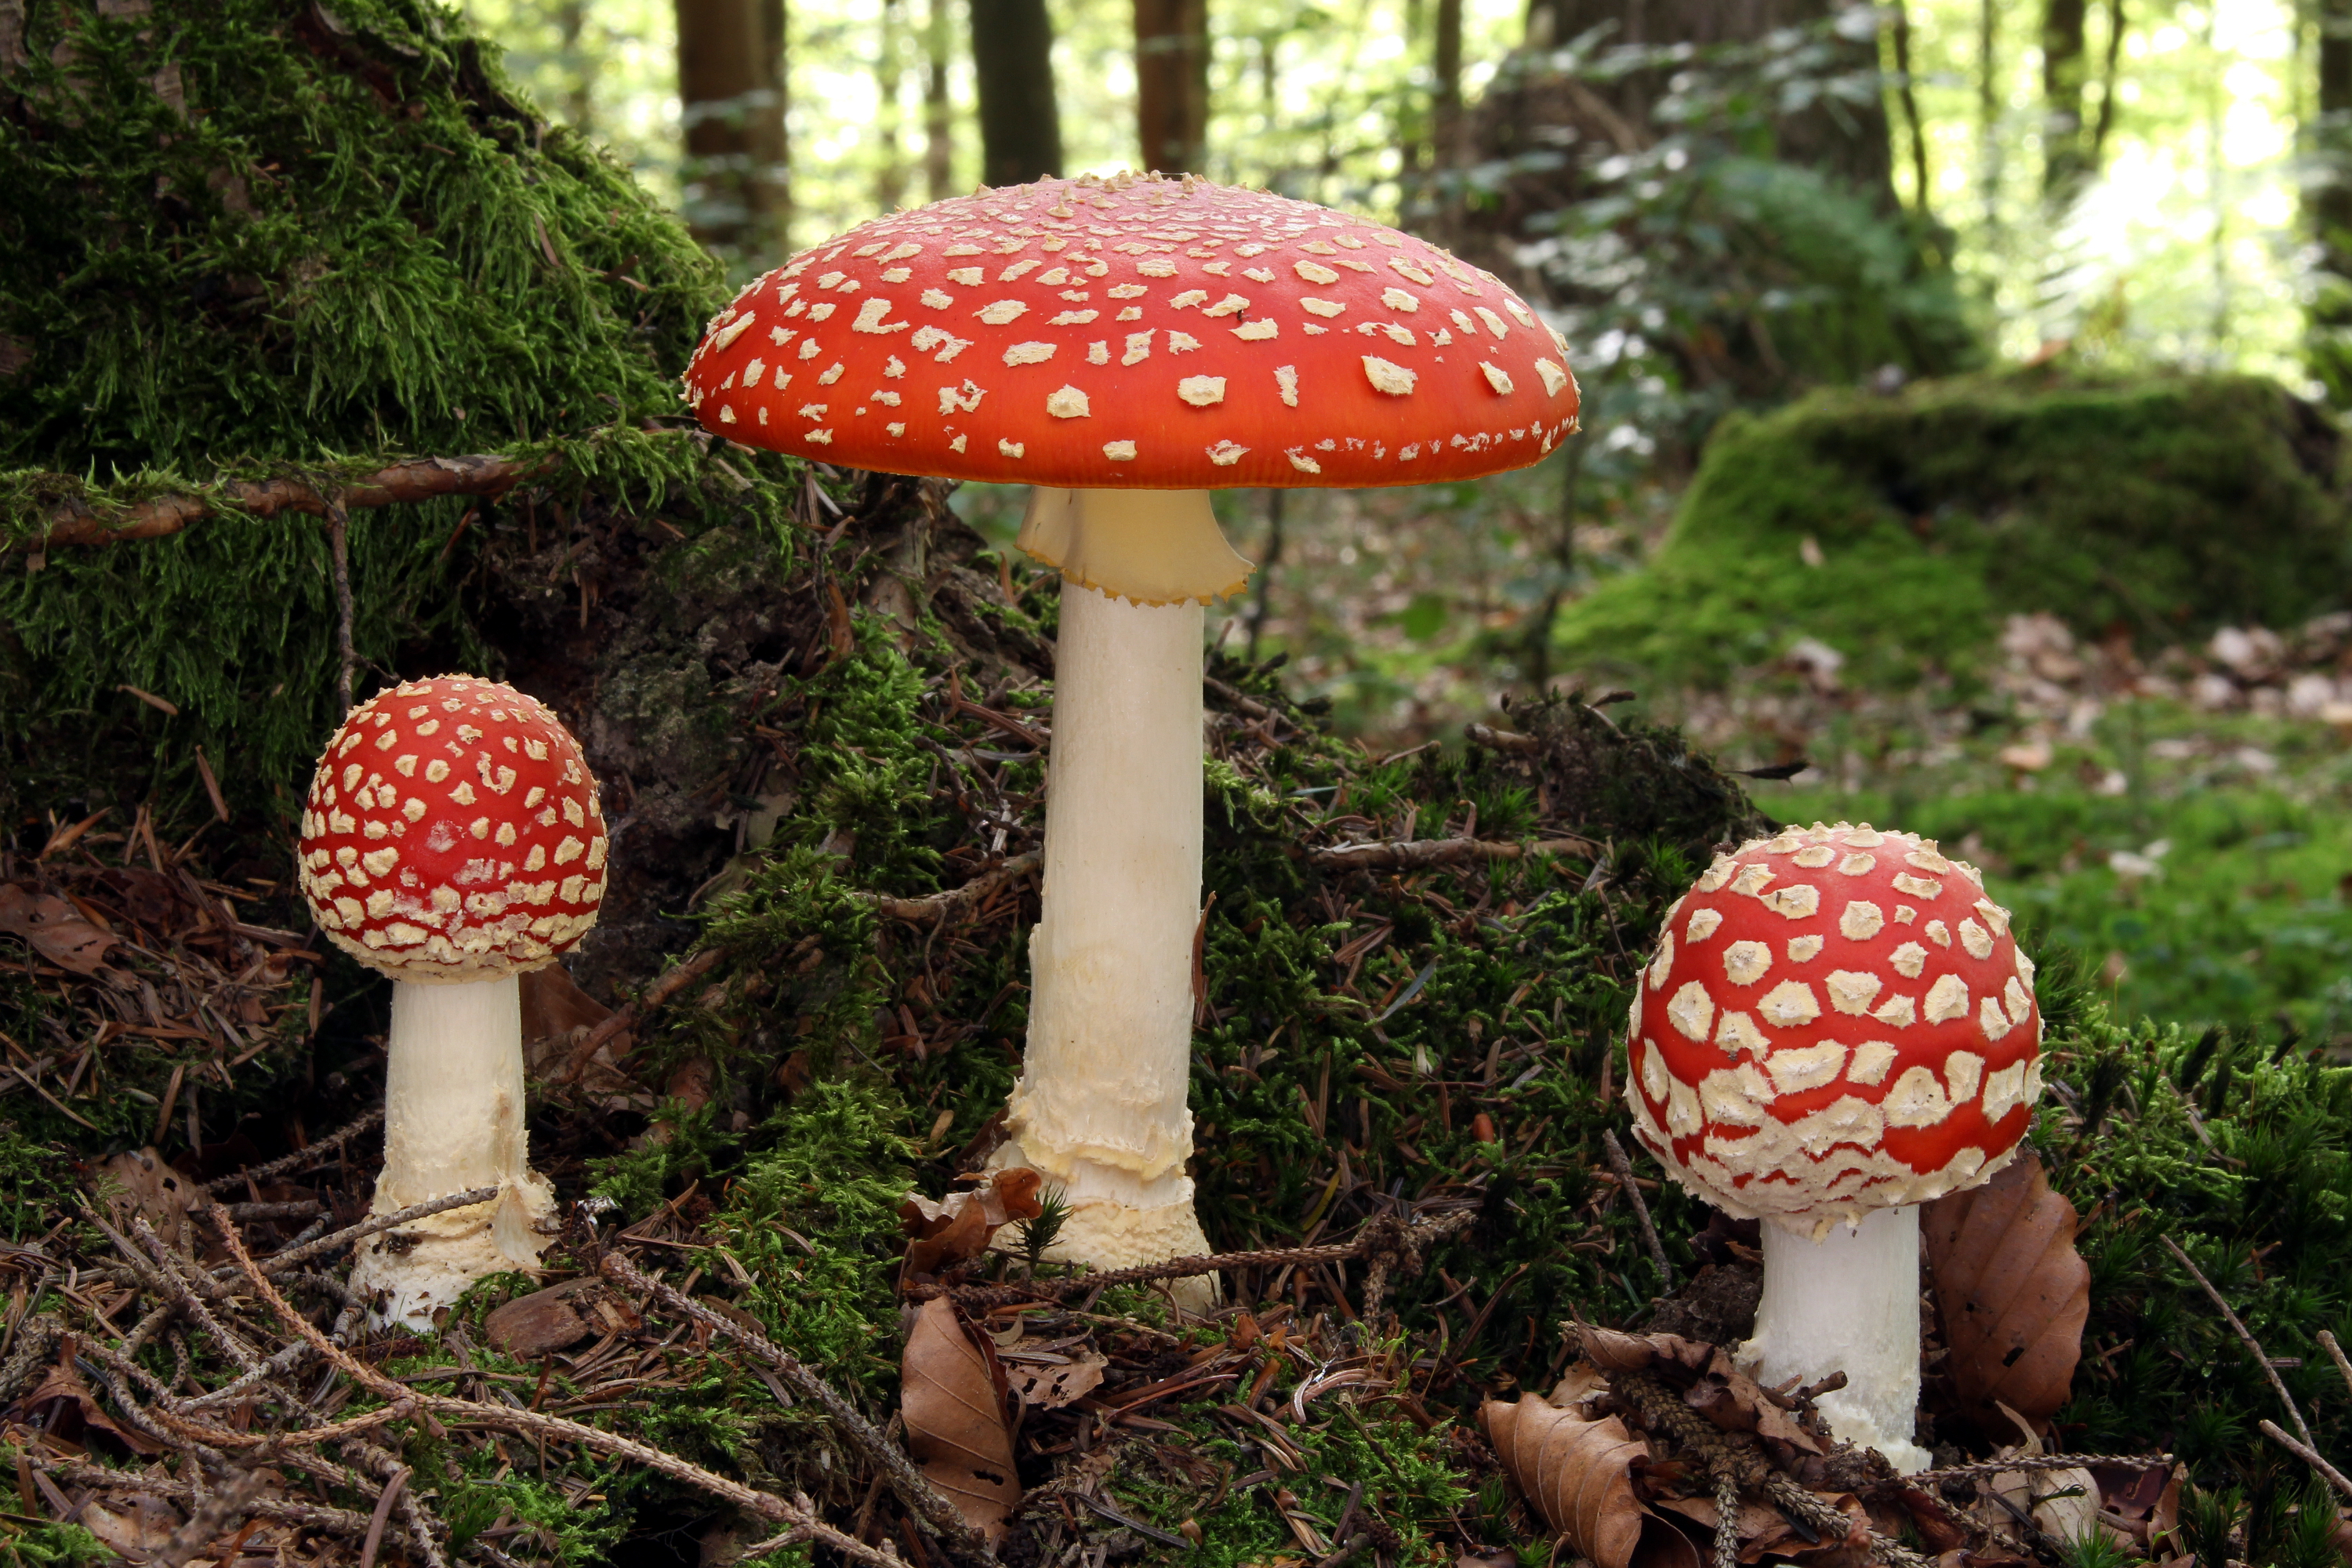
[679,169,1578,1286]
[1624,822,2044,1470]
[296,675,608,1327]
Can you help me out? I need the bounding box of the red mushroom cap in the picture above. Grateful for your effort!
[679,171,1581,489]
[295,676,608,982]
[1624,822,2044,1233]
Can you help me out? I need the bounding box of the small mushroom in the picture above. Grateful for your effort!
[295,675,609,1327]
[1624,822,2044,1470]
[679,170,1579,1292]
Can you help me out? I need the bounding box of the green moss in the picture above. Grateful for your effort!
[0,1519,111,1568]
[1555,371,2351,690]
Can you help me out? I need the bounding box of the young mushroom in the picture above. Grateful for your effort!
[1624,822,2044,1471]
[678,169,1579,1287]
[296,675,608,1327]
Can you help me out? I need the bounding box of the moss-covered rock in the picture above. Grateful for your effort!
[1555,370,2351,690]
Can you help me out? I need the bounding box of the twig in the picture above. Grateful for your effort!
[1906,1453,2170,1484]
[147,1462,270,1568]
[357,1466,408,1568]
[205,1207,848,1542]
[1602,1131,1674,1290]
[1308,835,1596,873]
[2260,1419,2352,1502]
[24,452,557,548]
[327,503,357,713]
[200,1107,383,1193]
[599,1250,990,1560]
[2320,1330,2352,1399]
[132,1217,267,1376]
[250,1185,499,1276]
[557,947,726,1083]
[864,852,1041,926]
[23,1454,377,1536]
[2158,1234,2314,1449]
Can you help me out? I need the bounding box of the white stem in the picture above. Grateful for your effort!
[1743,1205,1931,1472]
[996,572,1213,1279]
[350,975,554,1327]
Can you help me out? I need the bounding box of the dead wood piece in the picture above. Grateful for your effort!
[866,852,1041,927]
[2159,1233,2315,1450]
[25,454,557,548]
[1308,835,1595,873]
[1601,1131,1673,1290]
[2260,1419,2352,1502]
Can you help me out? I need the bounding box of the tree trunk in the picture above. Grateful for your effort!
[924,0,955,199]
[1134,0,1209,173]
[2041,0,2088,197]
[675,0,789,260]
[1889,0,1929,216]
[2318,0,2352,400]
[1432,0,1463,235]
[1977,0,2001,236]
[876,0,906,212]
[971,0,1063,186]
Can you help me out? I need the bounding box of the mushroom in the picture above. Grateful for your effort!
[678,169,1579,1285]
[1624,822,2045,1470]
[295,675,609,1327]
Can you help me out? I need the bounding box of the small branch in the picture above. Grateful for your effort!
[249,1185,499,1276]
[23,453,555,548]
[199,1107,383,1193]
[327,503,357,713]
[1308,835,1595,874]
[2159,1233,2314,1449]
[2262,1419,2352,1501]
[556,946,727,1084]
[1602,1131,1674,1290]
[1905,1453,2170,1484]
[864,852,1040,927]
[2320,1329,2352,1400]
[600,1251,989,1560]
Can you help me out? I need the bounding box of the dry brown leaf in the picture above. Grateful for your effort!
[901,1170,1047,1276]
[1657,1492,1868,1565]
[1922,1149,2089,1430]
[519,963,611,1040]
[97,1147,198,1250]
[483,1278,627,1357]
[1481,1395,1698,1568]
[0,883,116,974]
[1005,1348,1107,1409]
[902,1297,1019,1541]
[1571,1324,1826,1457]
[80,1496,183,1555]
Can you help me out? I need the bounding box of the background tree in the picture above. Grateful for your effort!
[971,0,1063,184]
[2312,0,2352,401]
[1136,0,1210,171]
[675,0,789,263]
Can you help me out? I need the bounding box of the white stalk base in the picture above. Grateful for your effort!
[350,976,555,1330]
[1740,1205,1931,1472]
[989,1142,1218,1312]
[995,561,1218,1304]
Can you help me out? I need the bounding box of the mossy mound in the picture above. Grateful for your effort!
[0,0,794,829]
[1554,370,2351,691]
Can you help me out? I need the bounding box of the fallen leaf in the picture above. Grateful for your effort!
[1004,1347,1107,1409]
[11,1343,166,1455]
[80,1495,183,1555]
[1922,1149,2089,1430]
[484,1278,622,1357]
[1976,1403,2101,1547]
[900,1169,1047,1276]
[902,1297,1018,1541]
[96,1147,197,1250]
[1481,1395,1697,1568]
[1573,1324,1826,1456]
[0,884,116,974]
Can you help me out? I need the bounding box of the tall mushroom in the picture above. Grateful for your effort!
[678,170,1579,1282]
[1624,822,2045,1470]
[296,675,609,1327]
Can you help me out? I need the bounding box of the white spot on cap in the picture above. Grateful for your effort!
[1294,260,1340,285]
[1700,1065,1769,1127]
[950,434,967,452]
[1722,940,1770,985]
[1474,306,1510,337]
[1287,449,1321,473]
[1274,365,1298,406]
[1362,356,1417,395]
[2005,975,2033,1024]
[1926,919,1951,948]
[1923,973,1970,1023]
[1667,980,1715,1042]
[1759,980,1820,1027]
[1729,864,1775,897]
[1981,1060,2030,1123]
[1976,898,2011,936]
[1479,362,1514,395]
[1535,358,1570,396]
[1167,332,1202,352]
[1893,873,1943,901]
[1697,858,1737,893]
[1206,441,1248,465]
[1787,935,1823,962]
[1301,298,1346,318]
[1122,331,1155,365]
[1768,1040,1846,1094]
[1686,907,1724,942]
[1087,340,1109,364]
[1714,1010,1766,1057]
[1004,342,1055,365]
[1178,376,1226,406]
[1825,970,1882,1014]
[1047,384,1091,418]
[852,298,908,334]
[1761,884,1819,920]
[1847,1040,1896,1086]
[1381,287,1420,312]
[1958,918,1992,959]
[711,314,757,350]
[1977,995,2013,1041]
[1871,993,1918,1028]
[1232,319,1278,340]
[818,363,844,383]
[1889,941,1928,978]
[1646,931,1677,990]
[978,300,1029,325]
[921,289,953,308]
[999,439,1023,456]
[1886,1065,1952,1127]
[1103,439,1137,460]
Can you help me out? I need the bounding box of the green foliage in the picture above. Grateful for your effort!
[0,1518,111,1568]
[0,1126,74,1241]
[1555,371,2350,691]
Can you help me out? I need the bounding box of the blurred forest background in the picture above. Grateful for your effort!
[459,0,2352,1041]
